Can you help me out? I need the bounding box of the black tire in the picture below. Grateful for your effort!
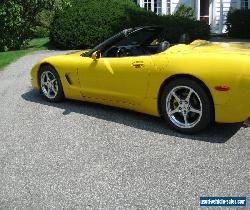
[160,77,214,134]
[38,64,64,102]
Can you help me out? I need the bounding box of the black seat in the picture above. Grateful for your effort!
[157,41,171,53]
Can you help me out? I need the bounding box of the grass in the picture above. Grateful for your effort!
[0,37,49,70]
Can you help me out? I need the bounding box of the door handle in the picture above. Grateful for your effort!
[132,61,144,68]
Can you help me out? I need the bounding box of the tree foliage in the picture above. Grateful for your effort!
[0,0,69,51]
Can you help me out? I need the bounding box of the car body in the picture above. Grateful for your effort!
[31,26,250,133]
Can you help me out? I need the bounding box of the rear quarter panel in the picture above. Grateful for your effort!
[149,51,246,106]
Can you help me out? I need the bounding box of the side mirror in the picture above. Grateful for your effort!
[91,51,101,61]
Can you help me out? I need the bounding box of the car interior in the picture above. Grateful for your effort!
[102,28,171,57]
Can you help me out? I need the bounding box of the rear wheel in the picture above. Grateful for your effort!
[160,78,214,134]
[38,65,64,102]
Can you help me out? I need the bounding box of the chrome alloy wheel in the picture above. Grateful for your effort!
[166,86,203,129]
[40,71,59,99]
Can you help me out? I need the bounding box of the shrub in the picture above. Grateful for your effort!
[127,10,210,43]
[226,9,250,38]
[50,0,210,49]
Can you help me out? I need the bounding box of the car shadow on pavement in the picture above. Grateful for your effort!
[22,89,243,143]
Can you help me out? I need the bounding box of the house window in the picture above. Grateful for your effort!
[241,0,249,9]
[154,0,162,14]
[143,0,163,15]
[166,0,171,14]
[144,0,152,11]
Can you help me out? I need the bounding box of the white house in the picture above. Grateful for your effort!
[134,0,250,33]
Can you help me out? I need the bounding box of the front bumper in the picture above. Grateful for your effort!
[30,63,40,89]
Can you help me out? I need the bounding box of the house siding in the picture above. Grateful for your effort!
[136,0,248,33]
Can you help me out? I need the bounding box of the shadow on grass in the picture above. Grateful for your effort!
[22,89,243,144]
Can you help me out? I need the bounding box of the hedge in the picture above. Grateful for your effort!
[50,0,210,49]
[226,9,250,38]
[127,10,210,43]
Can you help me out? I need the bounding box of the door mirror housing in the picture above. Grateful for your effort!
[91,51,101,61]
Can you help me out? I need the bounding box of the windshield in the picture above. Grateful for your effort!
[83,32,124,57]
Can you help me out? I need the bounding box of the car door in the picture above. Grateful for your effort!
[77,55,153,106]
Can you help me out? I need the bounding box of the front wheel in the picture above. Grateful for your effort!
[38,65,64,102]
[160,78,214,134]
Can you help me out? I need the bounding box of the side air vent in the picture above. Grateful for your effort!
[65,74,72,85]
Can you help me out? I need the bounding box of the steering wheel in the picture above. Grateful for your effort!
[116,47,130,57]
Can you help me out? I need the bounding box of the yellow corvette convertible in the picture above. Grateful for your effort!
[31,26,250,133]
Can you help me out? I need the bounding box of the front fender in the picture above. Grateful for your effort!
[30,55,82,100]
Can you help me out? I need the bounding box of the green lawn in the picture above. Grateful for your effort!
[0,37,49,70]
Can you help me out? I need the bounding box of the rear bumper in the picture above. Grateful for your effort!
[215,102,250,123]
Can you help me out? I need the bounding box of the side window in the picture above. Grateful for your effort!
[103,30,158,58]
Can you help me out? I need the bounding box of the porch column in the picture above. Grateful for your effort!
[196,0,200,20]
[219,0,223,33]
[151,0,154,12]
[139,0,144,8]
[162,0,167,15]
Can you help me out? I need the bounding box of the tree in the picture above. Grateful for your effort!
[0,0,69,51]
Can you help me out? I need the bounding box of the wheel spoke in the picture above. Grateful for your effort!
[45,72,50,82]
[51,85,57,95]
[171,91,181,103]
[185,89,193,103]
[42,81,49,86]
[168,107,180,115]
[190,107,202,115]
[47,86,51,96]
[50,79,56,84]
[183,114,188,126]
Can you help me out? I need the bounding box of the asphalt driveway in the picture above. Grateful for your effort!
[0,50,249,209]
